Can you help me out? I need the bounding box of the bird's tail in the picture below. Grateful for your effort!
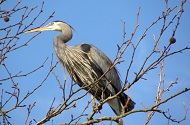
[121,93,135,112]
[107,93,135,116]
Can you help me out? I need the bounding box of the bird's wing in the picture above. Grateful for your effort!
[75,43,131,115]
[78,43,123,94]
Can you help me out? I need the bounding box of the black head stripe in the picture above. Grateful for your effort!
[81,44,91,53]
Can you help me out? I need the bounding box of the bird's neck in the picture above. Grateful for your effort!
[53,34,67,54]
[55,33,72,43]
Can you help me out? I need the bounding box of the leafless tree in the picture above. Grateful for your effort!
[1,0,189,125]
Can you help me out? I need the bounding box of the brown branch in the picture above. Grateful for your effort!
[172,0,186,37]
[83,87,190,125]
[0,57,48,82]
[25,102,36,125]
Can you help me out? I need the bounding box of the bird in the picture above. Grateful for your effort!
[25,21,135,115]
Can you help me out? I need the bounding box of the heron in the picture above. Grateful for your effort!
[25,21,135,115]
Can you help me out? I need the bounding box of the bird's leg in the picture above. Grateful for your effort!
[91,94,95,107]
[91,95,100,113]
[101,90,105,102]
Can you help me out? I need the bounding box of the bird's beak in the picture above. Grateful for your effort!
[24,25,49,33]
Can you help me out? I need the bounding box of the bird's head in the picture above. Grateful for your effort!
[25,21,74,33]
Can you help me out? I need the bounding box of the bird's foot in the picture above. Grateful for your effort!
[92,102,101,114]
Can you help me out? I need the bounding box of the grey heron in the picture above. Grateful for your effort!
[25,21,135,115]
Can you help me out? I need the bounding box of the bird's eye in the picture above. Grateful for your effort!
[49,22,54,26]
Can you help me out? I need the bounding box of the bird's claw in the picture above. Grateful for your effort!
[92,102,101,113]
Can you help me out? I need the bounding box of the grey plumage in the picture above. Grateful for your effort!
[25,21,135,115]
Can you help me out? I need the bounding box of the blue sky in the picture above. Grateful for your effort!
[1,0,190,125]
